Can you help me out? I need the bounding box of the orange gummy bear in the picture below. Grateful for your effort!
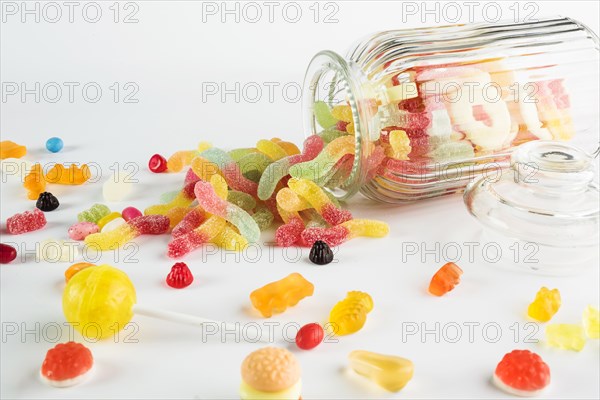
[45,164,91,185]
[428,262,463,296]
[23,163,46,200]
[0,140,27,159]
[250,273,314,317]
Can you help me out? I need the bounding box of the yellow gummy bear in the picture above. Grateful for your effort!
[527,287,561,322]
[329,291,373,335]
[63,265,136,340]
[545,324,586,351]
[582,305,599,339]
[349,350,414,392]
[249,273,314,318]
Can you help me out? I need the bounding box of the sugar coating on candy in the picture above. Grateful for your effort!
[314,100,338,129]
[167,150,198,172]
[228,190,256,212]
[493,350,550,396]
[40,342,93,387]
[36,192,60,212]
[68,222,99,240]
[252,207,274,231]
[0,140,27,159]
[121,206,143,222]
[0,243,17,264]
[250,273,314,318]
[200,148,258,196]
[167,216,226,258]
[272,139,301,155]
[301,225,348,247]
[212,225,248,251]
[148,154,168,173]
[195,181,260,243]
[172,208,206,238]
[6,208,47,234]
[387,130,412,160]
[256,139,287,161]
[128,215,170,234]
[295,323,324,350]
[166,262,194,288]
[545,324,586,351]
[583,305,600,339]
[78,204,111,223]
[287,178,352,225]
[45,137,64,153]
[320,203,353,226]
[329,291,373,335]
[276,188,311,212]
[320,129,346,144]
[275,217,305,247]
[165,206,188,230]
[290,135,354,182]
[428,262,463,296]
[527,287,561,322]
[258,135,324,200]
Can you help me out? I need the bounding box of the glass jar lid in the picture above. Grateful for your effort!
[464,140,599,262]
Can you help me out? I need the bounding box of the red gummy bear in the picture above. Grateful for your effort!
[428,262,463,296]
[494,350,550,395]
[40,342,93,387]
[166,262,194,288]
[6,208,47,235]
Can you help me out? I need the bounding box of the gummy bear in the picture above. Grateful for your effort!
[527,287,561,322]
[249,273,314,318]
[428,262,463,296]
[329,291,373,335]
[545,324,586,351]
[349,350,414,392]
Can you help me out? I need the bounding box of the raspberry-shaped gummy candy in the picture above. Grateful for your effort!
[493,349,550,396]
[166,262,194,288]
[36,192,60,212]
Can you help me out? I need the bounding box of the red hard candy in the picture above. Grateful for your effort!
[296,323,324,350]
[0,243,17,264]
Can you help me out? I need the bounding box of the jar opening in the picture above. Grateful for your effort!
[302,50,375,201]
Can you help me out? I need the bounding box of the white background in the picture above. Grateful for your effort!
[1,1,599,399]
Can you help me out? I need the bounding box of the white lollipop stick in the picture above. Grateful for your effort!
[132,305,270,343]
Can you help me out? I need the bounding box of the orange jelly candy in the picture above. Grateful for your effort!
[45,164,91,185]
[428,262,463,296]
[23,163,46,200]
[0,140,27,159]
[250,273,314,317]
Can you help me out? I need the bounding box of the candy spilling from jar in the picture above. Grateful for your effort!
[311,59,575,192]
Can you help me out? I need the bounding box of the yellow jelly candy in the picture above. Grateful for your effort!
[0,140,27,159]
[23,163,46,200]
[387,130,412,160]
[527,287,561,322]
[63,265,136,340]
[329,291,373,335]
[545,324,586,351]
[582,305,599,339]
[249,273,314,318]
[349,350,414,392]
[331,104,352,122]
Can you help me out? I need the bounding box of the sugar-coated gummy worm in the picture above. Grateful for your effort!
[164,206,189,230]
[228,147,257,162]
[289,135,354,183]
[85,215,170,250]
[313,100,338,129]
[167,215,226,258]
[228,190,257,212]
[144,180,197,215]
[171,207,207,238]
[301,219,389,246]
[252,207,275,231]
[256,139,288,161]
[276,188,311,212]
[190,156,222,182]
[271,138,301,155]
[200,148,258,196]
[257,135,324,200]
[287,178,352,225]
[194,181,260,243]
[77,204,111,224]
[211,224,248,251]
[237,152,272,175]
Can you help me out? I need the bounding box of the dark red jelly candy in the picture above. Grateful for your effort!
[166,262,194,288]
[149,154,168,173]
[295,323,324,350]
[0,243,17,264]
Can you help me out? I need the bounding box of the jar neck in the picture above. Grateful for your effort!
[302,50,376,201]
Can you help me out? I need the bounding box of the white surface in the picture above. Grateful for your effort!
[1,1,599,399]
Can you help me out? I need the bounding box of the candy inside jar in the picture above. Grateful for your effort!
[302,17,600,202]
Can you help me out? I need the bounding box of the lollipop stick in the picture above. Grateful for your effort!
[132,305,269,343]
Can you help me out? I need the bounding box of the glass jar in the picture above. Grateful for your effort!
[302,17,600,202]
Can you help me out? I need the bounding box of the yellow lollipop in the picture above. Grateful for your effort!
[63,265,136,340]
[63,264,267,342]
